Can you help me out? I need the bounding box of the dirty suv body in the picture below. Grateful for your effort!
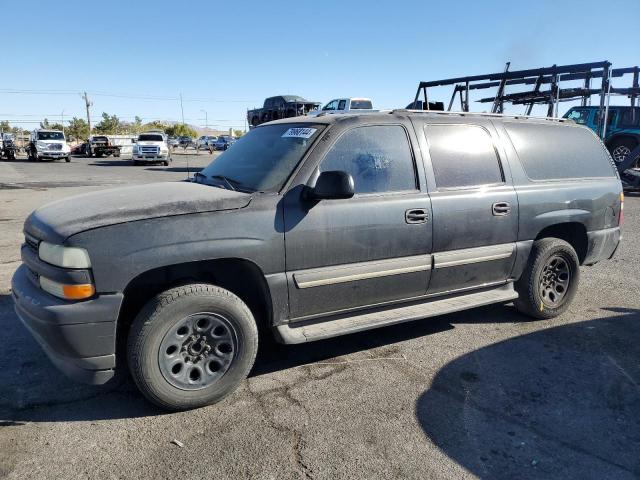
[12,111,622,410]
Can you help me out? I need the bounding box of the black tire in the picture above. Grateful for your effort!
[514,238,580,320]
[95,152,103,158]
[64,156,70,163]
[127,283,259,410]
[609,137,638,165]
[113,150,121,158]
[162,160,169,166]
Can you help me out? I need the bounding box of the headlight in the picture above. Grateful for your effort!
[38,241,92,268]
[36,141,47,150]
[132,145,139,153]
[39,276,95,300]
[62,144,70,153]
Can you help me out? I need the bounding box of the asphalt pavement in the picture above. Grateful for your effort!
[0,154,638,479]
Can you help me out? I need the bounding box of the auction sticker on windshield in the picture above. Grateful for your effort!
[281,127,317,139]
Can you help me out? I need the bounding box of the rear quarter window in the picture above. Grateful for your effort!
[503,122,616,180]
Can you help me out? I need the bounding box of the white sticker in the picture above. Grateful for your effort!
[281,127,317,139]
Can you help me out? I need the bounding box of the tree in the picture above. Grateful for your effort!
[143,120,168,132]
[0,120,10,133]
[233,129,245,138]
[165,123,198,138]
[66,117,90,141]
[95,112,122,134]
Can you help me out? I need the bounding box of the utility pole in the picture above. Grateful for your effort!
[200,109,208,129]
[82,92,92,134]
[61,110,65,136]
[180,93,185,124]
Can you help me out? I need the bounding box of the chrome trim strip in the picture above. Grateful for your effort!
[293,254,432,289]
[434,243,515,269]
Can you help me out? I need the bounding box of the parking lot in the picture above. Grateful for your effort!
[0,155,639,479]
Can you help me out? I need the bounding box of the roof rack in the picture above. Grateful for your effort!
[411,61,640,138]
[390,109,570,123]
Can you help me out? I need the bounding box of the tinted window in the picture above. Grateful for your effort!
[200,124,323,192]
[350,99,373,110]
[320,125,416,194]
[322,100,337,111]
[504,122,615,180]
[425,124,503,189]
[620,108,640,127]
[338,100,346,110]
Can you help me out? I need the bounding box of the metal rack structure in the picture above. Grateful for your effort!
[411,61,640,138]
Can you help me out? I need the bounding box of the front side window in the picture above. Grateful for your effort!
[565,108,591,125]
[320,125,416,194]
[323,100,337,111]
[199,123,323,193]
[338,100,346,110]
[425,124,503,189]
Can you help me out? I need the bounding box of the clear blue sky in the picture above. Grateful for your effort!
[3,0,639,131]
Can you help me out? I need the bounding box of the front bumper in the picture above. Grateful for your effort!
[133,153,169,161]
[11,264,123,384]
[37,150,69,158]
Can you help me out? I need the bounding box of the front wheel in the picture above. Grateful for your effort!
[127,284,259,410]
[64,156,70,163]
[514,238,580,319]
[609,137,638,165]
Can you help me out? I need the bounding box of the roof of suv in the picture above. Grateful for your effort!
[264,110,575,127]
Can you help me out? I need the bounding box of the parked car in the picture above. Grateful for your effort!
[213,135,236,151]
[178,136,194,149]
[564,106,640,164]
[168,137,179,149]
[196,135,217,150]
[12,111,622,410]
[85,135,121,158]
[131,132,171,166]
[27,129,71,162]
[312,97,375,115]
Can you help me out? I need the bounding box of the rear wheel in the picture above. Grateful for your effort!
[127,284,258,410]
[514,238,580,319]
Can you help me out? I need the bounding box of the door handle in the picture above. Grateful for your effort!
[405,209,429,224]
[492,202,511,216]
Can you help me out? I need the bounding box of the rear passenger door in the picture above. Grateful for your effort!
[416,120,518,294]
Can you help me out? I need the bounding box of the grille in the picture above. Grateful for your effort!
[48,143,62,150]
[140,146,160,154]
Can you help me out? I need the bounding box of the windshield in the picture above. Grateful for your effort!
[138,134,164,142]
[37,131,64,141]
[199,123,324,192]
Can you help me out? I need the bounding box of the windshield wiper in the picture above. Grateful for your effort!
[210,175,237,191]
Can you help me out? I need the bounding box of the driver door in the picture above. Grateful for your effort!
[283,123,433,320]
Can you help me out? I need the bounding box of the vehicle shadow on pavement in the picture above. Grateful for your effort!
[0,290,521,423]
[415,308,640,480]
[145,167,203,173]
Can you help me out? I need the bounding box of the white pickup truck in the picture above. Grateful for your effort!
[132,132,171,166]
[312,97,376,116]
[28,129,71,162]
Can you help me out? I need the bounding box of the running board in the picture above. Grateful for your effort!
[275,284,518,344]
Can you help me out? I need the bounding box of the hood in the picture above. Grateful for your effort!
[25,181,252,244]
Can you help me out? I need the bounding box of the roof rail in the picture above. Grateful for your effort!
[390,109,571,123]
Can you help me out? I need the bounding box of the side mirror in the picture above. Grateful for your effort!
[307,171,355,200]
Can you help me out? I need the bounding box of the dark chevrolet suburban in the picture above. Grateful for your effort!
[12,111,623,410]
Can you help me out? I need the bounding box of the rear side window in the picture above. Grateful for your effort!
[320,125,416,194]
[424,124,503,189]
[504,122,616,180]
[565,109,591,125]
